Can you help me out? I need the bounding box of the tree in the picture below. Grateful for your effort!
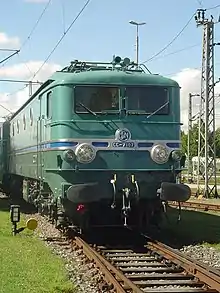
[215,127,220,158]
[181,123,220,158]
[181,123,199,157]
[181,130,187,155]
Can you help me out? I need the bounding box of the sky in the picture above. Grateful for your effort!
[0,0,220,130]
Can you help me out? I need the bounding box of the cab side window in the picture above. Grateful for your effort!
[46,91,52,119]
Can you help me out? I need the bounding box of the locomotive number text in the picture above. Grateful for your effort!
[112,141,135,148]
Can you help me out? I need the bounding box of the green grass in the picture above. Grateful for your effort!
[0,198,76,293]
[202,242,220,250]
[160,207,220,250]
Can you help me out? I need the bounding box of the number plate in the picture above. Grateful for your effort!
[112,141,136,148]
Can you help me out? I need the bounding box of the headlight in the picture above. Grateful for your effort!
[75,143,96,164]
[63,149,75,162]
[171,150,182,161]
[150,144,169,164]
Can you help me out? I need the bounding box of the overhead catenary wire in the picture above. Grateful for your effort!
[1,0,52,98]
[145,43,200,63]
[20,0,52,50]
[60,0,66,34]
[206,4,220,11]
[142,13,195,64]
[6,85,28,98]
[142,3,220,65]
[4,0,91,99]
[15,0,52,74]
[196,0,203,8]
[30,0,92,81]
[164,60,220,77]
[0,0,52,70]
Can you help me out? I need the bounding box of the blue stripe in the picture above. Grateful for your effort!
[44,141,78,148]
[12,140,180,154]
[92,142,109,147]
[166,142,180,148]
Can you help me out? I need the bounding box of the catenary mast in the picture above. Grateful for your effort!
[195,9,219,198]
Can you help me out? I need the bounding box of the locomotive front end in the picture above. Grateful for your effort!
[42,57,191,232]
[61,127,190,231]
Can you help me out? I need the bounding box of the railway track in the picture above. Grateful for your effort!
[60,228,220,293]
[168,201,220,212]
[5,195,220,292]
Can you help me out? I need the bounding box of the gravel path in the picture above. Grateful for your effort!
[24,213,106,293]
[180,244,220,270]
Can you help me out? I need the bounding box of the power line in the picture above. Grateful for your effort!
[2,0,91,99]
[60,0,66,34]
[196,0,203,8]
[0,0,52,70]
[145,43,200,63]
[0,0,52,97]
[6,85,28,98]
[164,60,220,77]
[206,4,220,11]
[142,13,195,64]
[20,0,52,50]
[0,103,13,114]
[142,4,220,65]
[31,0,92,81]
[15,0,52,74]
[16,53,33,76]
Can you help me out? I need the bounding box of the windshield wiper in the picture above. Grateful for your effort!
[146,101,169,119]
[77,102,97,117]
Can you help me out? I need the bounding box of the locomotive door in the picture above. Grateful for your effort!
[37,92,52,180]
[37,95,43,181]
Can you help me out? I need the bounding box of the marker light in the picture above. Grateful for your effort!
[75,143,96,164]
[171,150,182,161]
[10,205,20,223]
[150,144,169,164]
[63,149,75,162]
[76,204,85,213]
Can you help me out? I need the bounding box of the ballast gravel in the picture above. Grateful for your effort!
[180,244,220,269]
[24,212,220,293]
[24,213,107,293]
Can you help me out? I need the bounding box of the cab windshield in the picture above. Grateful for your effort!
[126,86,169,114]
[75,86,119,113]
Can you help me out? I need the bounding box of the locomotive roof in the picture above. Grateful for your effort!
[9,64,179,120]
[50,70,179,87]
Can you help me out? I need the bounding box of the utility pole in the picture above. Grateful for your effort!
[195,9,220,198]
[129,21,146,65]
[187,93,199,183]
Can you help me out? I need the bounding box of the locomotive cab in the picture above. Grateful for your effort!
[5,56,191,234]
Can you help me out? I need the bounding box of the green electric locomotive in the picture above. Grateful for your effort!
[0,56,190,232]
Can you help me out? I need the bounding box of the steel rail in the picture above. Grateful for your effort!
[73,235,220,292]
[168,201,220,211]
[73,236,143,293]
[146,239,220,291]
